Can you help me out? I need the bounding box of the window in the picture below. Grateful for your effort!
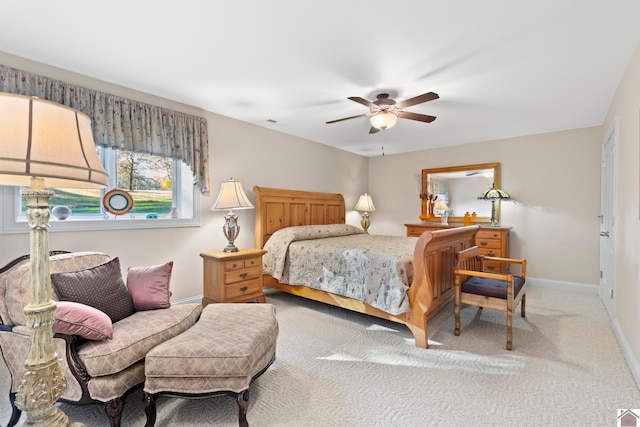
[2,148,200,233]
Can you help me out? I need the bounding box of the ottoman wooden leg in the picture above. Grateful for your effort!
[143,392,157,427]
[237,389,249,427]
[105,397,125,427]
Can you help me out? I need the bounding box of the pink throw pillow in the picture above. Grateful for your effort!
[127,261,173,311]
[54,301,113,340]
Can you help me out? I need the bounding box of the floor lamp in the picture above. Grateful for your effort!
[0,93,108,426]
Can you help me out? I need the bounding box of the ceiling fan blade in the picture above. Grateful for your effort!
[395,92,439,109]
[348,96,377,109]
[326,113,368,124]
[396,111,437,123]
[369,126,380,134]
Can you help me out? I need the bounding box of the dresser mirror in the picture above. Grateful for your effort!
[421,162,500,223]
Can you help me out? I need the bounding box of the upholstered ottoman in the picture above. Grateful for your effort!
[143,303,279,427]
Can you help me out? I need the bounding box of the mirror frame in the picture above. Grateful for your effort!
[421,162,500,224]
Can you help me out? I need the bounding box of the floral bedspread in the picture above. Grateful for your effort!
[263,224,418,315]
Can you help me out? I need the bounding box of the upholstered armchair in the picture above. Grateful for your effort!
[453,246,527,350]
[0,251,202,427]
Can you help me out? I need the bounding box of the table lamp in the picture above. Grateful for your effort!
[0,93,108,426]
[433,199,450,225]
[354,193,376,234]
[478,184,511,227]
[211,178,254,252]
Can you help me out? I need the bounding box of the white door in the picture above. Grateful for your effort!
[599,120,617,319]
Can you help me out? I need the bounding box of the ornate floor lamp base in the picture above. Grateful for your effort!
[16,180,84,427]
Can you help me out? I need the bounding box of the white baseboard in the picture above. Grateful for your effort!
[173,295,203,305]
[527,277,598,294]
[612,317,640,390]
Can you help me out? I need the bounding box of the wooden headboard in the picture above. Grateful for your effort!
[253,186,346,249]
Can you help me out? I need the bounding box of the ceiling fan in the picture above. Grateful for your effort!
[326,91,439,134]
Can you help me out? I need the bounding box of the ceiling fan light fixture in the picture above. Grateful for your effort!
[370,112,397,130]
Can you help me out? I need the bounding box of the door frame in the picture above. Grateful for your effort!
[599,117,618,319]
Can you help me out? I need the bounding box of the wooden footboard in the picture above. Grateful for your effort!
[405,225,479,348]
[253,186,479,349]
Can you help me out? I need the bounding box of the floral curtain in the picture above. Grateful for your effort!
[0,64,210,195]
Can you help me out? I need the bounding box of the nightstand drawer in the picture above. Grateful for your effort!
[224,259,245,271]
[244,257,261,268]
[224,257,261,271]
[225,278,262,300]
[225,265,262,284]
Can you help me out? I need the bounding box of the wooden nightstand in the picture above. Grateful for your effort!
[200,249,267,305]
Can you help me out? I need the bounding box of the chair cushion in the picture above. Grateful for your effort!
[77,303,202,377]
[461,276,525,299]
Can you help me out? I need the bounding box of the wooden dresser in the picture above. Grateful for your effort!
[405,223,511,273]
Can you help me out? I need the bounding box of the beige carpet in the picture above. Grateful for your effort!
[2,286,639,426]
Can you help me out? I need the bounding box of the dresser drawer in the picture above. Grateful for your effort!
[225,278,263,300]
[406,226,424,237]
[225,265,262,284]
[476,238,502,250]
[479,246,502,255]
[476,229,504,240]
[482,260,507,273]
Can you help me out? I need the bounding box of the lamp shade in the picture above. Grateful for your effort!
[478,184,511,201]
[369,112,397,130]
[433,200,449,212]
[211,178,254,211]
[0,93,108,188]
[354,193,376,212]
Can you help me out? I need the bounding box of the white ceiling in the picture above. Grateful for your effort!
[1,1,639,157]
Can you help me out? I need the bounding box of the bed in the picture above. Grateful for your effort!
[253,186,479,349]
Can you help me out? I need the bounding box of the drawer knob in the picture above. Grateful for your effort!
[240,286,248,292]
[486,266,495,271]
[240,273,248,279]
[480,241,488,246]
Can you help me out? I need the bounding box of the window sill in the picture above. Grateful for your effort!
[2,215,201,234]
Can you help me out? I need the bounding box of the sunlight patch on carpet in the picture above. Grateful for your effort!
[317,345,526,374]
[366,324,399,333]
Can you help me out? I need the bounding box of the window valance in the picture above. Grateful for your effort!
[0,64,210,195]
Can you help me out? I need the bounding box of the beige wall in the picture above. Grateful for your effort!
[602,42,640,382]
[0,52,369,302]
[368,126,602,285]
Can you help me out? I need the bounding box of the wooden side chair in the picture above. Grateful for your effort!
[453,246,527,350]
